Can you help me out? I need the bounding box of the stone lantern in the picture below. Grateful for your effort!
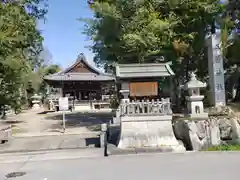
[31,94,42,109]
[119,89,130,104]
[184,72,208,118]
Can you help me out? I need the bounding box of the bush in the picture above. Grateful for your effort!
[110,97,119,109]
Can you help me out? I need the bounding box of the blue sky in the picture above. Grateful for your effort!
[38,0,94,69]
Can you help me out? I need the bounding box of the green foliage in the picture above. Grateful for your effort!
[0,0,48,112]
[83,0,221,75]
[37,64,61,95]
[83,0,240,105]
[110,96,119,109]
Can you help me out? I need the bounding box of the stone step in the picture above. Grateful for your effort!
[0,135,101,154]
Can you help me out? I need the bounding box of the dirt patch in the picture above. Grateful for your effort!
[4,108,113,136]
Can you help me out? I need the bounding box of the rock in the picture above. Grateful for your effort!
[217,117,232,140]
[173,118,221,151]
[172,120,193,150]
[209,120,221,146]
[230,117,240,139]
[188,121,207,150]
[207,106,235,116]
[172,112,240,151]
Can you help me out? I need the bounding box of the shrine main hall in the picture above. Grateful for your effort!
[44,53,115,111]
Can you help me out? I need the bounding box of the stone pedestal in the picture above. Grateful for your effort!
[186,96,208,118]
[117,115,185,152]
[32,103,40,109]
[32,100,40,109]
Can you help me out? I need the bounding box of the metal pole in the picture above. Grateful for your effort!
[62,74,66,133]
[63,110,66,133]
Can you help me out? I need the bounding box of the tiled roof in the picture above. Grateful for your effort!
[59,53,102,75]
[44,72,115,81]
[116,62,174,78]
[44,53,115,82]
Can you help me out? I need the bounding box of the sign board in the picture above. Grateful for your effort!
[129,82,158,97]
[58,97,69,111]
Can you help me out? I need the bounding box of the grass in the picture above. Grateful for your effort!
[207,144,240,151]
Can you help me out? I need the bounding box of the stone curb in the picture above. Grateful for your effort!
[0,146,102,155]
[106,144,186,156]
[107,144,240,156]
[13,132,101,138]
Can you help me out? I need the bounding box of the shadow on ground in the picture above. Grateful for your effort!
[228,103,240,112]
[38,110,55,115]
[44,112,114,131]
[86,137,101,147]
[108,125,121,146]
[0,120,23,124]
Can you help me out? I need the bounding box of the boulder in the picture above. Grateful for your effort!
[173,112,240,151]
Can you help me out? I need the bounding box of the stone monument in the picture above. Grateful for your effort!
[206,25,226,106]
[184,72,208,118]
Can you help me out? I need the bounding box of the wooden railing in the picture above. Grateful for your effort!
[119,98,172,116]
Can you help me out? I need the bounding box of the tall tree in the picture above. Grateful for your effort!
[0,0,48,115]
[221,0,240,101]
[83,0,221,76]
[37,64,61,96]
[82,0,224,109]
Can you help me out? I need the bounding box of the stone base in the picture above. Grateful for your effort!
[117,115,185,152]
[32,103,40,109]
[107,144,184,156]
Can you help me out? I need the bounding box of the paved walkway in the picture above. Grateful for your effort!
[0,134,100,153]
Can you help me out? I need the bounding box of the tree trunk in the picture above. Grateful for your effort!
[172,77,181,113]
[233,76,240,102]
[1,105,6,120]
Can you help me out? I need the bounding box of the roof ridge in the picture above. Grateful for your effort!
[58,53,101,75]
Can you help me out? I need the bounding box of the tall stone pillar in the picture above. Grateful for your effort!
[206,30,226,106]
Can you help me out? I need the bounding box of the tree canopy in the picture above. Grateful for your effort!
[83,0,222,76]
[83,0,240,102]
[0,0,48,112]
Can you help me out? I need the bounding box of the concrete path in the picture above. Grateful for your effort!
[0,151,239,180]
[0,134,100,153]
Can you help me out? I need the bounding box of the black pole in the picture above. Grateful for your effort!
[104,131,108,157]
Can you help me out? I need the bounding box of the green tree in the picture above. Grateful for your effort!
[82,0,224,109]
[37,64,61,95]
[83,0,221,74]
[0,0,47,116]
